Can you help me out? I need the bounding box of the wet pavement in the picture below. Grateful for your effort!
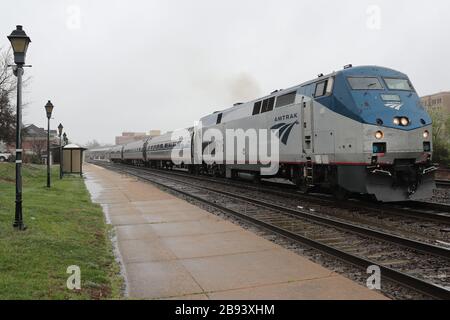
[84,163,388,300]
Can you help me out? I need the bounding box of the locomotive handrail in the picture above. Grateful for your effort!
[423,166,438,175]
[371,169,392,176]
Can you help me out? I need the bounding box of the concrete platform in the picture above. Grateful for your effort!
[84,164,388,300]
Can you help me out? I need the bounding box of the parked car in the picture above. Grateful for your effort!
[0,152,12,162]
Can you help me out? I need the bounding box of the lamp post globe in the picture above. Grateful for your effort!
[44,100,54,188]
[8,25,31,231]
[58,123,63,137]
[45,100,54,119]
[7,25,31,65]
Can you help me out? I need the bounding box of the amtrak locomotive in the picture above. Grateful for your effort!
[87,65,436,202]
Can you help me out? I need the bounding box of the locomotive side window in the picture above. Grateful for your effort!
[261,99,269,113]
[348,77,383,90]
[326,77,334,94]
[252,101,262,115]
[314,80,327,98]
[216,113,222,124]
[260,97,275,113]
[275,91,296,108]
[266,97,275,112]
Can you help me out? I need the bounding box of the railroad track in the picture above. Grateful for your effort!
[436,179,450,189]
[92,161,450,299]
[93,162,450,246]
[97,161,450,226]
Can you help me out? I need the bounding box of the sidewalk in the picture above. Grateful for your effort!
[84,163,387,300]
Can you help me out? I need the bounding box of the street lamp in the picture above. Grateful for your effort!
[44,100,54,188]
[63,132,68,146]
[62,133,68,176]
[8,25,31,231]
[8,25,31,65]
[58,123,63,179]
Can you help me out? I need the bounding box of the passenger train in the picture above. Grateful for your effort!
[87,65,437,202]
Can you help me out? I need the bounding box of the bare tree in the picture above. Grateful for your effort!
[29,138,46,161]
[85,139,112,149]
[429,109,450,165]
[85,139,102,149]
[0,47,32,145]
[0,48,16,144]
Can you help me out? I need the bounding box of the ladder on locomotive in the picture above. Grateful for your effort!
[305,157,314,187]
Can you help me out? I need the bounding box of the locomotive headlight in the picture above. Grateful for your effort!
[393,117,400,125]
[400,117,409,126]
[423,130,429,139]
[375,131,384,140]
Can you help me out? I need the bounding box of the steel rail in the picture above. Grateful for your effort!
[126,166,450,259]
[103,161,450,224]
[436,179,450,188]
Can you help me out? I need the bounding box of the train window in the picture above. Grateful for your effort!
[261,99,269,113]
[216,113,222,124]
[275,91,296,108]
[348,77,383,90]
[260,97,275,113]
[252,101,262,115]
[267,97,275,111]
[383,78,415,91]
[326,77,334,94]
[314,81,327,98]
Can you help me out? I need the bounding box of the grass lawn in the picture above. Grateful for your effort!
[0,163,123,299]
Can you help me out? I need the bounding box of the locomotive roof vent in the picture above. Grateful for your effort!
[318,73,324,78]
[233,102,243,106]
[344,64,353,69]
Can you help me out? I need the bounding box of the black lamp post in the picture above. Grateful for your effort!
[62,132,68,176]
[44,100,54,188]
[8,25,31,231]
[58,123,63,179]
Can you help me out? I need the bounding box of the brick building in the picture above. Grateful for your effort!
[420,91,450,145]
[6,124,60,163]
[420,91,450,113]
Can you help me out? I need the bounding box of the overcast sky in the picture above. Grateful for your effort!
[1,0,449,145]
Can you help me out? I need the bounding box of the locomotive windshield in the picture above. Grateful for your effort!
[383,78,414,91]
[347,77,383,90]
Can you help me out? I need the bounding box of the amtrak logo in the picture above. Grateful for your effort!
[271,121,299,145]
[385,103,403,110]
[274,113,298,122]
